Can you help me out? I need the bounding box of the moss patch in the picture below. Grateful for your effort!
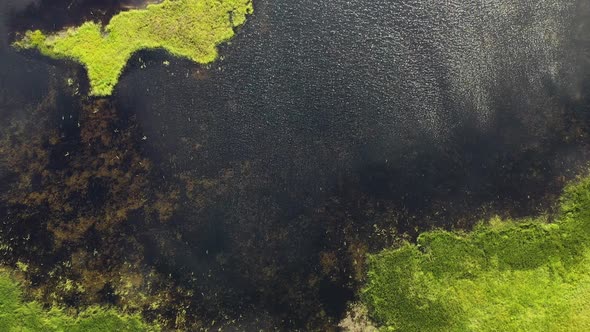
[0,270,157,331]
[13,0,253,96]
[363,175,590,331]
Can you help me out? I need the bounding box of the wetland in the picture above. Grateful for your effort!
[1,0,590,330]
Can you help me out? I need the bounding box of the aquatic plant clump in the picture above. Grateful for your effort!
[13,0,253,96]
[363,175,590,331]
[0,270,157,331]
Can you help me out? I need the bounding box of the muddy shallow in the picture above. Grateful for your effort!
[1,0,590,330]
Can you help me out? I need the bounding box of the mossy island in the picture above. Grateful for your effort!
[13,0,253,96]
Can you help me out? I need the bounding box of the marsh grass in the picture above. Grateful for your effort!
[0,270,157,331]
[13,0,253,96]
[363,175,590,331]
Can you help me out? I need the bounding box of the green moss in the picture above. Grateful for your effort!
[13,0,253,96]
[0,270,157,331]
[363,175,590,331]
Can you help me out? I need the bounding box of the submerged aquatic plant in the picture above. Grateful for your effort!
[0,270,157,331]
[13,0,253,96]
[363,175,590,331]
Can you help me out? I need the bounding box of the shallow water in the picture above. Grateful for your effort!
[1,0,590,330]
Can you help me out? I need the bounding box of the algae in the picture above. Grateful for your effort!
[13,0,253,96]
[363,175,590,331]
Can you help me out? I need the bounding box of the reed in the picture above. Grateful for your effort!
[363,174,590,331]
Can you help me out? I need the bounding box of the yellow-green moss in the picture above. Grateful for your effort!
[13,0,253,96]
[0,270,158,331]
[363,175,590,331]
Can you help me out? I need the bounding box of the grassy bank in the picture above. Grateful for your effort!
[13,0,253,96]
[363,175,590,331]
[0,270,157,331]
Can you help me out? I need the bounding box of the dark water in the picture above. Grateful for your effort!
[120,0,590,222]
[2,0,590,330]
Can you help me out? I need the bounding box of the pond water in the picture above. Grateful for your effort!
[1,0,590,330]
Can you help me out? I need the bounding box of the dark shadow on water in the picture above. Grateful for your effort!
[8,0,159,37]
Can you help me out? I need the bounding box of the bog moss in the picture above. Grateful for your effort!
[0,270,157,331]
[13,0,253,96]
[363,175,590,331]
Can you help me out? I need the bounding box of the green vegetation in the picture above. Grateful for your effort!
[13,0,253,96]
[0,270,157,331]
[363,175,590,331]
